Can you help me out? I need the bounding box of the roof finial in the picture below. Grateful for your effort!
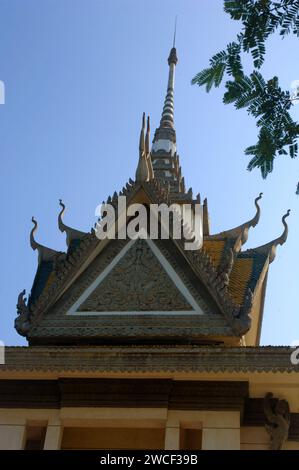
[58,199,66,233]
[30,216,39,251]
[278,209,291,246]
[58,199,86,246]
[252,209,291,263]
[209,192,263,249]
[136,112,150,182]
[139,112,145,156]
[145,115,150,155]
[145,115,154,180]
[30,216,59,264]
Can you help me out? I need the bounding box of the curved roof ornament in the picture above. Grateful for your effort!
[30,216,39,252]
[250,192,263,228]
[210,193,263,250]
[58,199,86,247]
[58,199,66,232]
[240,192,263,245]
[30,216,59,265]
[253,209,290,263]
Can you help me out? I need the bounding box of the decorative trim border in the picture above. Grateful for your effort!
[1,345,299,373]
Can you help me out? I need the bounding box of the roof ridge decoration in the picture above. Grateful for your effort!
[21,178,253,339]
[173,235,251,335]
[209,193,263,253]
[33,177,175,320]
[24,231,98,333]
[30,217,62,265]
[15,289,30,336]
[58,199,86,247]
[135,113,154,183]
[145,115,154,180]
[247,209,290,263]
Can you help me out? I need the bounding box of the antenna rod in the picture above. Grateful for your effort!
[173,15,177,48]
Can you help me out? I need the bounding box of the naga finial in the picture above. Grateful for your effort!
[57,199,86,246]
[29,216,60,264]
[231,288,253,335]
[240,192,263,244]
[211,193,263,247]
[279,209,291,246]
[15,289,30,336]
[30,216,39,251]
[251,209,291,263]
[251,192,263,227]
[267,209,291,262]
[58,199,67,233]
[17,289,27,310]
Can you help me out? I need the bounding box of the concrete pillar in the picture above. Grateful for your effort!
[164,425,180,450]
[44,424,63,450]
[0,425,25,449]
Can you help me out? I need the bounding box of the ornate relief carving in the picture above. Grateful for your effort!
[79,239,193,312]
[264,392,290,450]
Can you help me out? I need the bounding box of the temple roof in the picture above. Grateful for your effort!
[15,47,290,347]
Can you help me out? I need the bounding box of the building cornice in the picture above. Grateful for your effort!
[1,345,298,374]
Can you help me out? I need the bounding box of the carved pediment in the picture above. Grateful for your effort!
[70,238,201,314]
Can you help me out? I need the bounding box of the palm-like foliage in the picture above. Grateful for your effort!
[192,0,299,183]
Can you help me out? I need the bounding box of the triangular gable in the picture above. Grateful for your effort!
[67,238,204,315]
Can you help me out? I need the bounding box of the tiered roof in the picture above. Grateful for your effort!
[15,47,290,347]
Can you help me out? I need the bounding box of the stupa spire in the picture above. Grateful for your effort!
[159,46,178,129]
[150,38,193,200]
[151,26,179,163]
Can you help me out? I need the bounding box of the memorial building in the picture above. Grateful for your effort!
[0,46,298,450]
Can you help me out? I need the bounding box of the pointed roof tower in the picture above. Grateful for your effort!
[154,19,178,140]
[150,44,195,206]
[151,46,178,180]
[14,41,290,349]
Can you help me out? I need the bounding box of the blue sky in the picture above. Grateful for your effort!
[0,0,298,346]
